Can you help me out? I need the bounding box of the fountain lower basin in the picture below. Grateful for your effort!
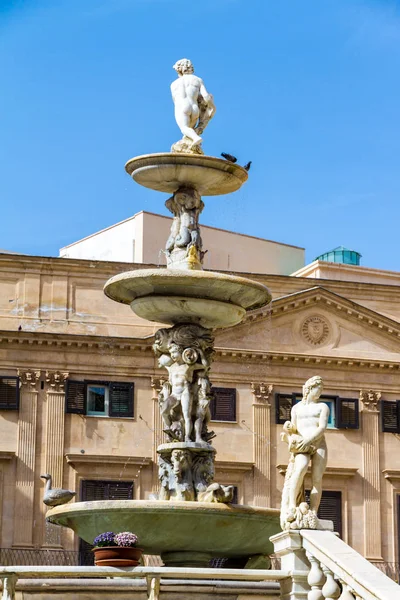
[47,500,281,567]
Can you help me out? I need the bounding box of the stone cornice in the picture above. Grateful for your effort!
[0,451,15,461]
[65,454,152,468]
[277,465,358,478]
[215,460,254,473]
[383,469,400,483]
[0,331,153,353]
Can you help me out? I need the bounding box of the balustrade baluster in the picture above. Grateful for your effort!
[321,565,340,599]
[337,580,356,600]
[306,551,326,600]
[1,575,17,600]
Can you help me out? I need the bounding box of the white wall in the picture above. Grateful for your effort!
[60,211,305,275]
[60,218,137,262]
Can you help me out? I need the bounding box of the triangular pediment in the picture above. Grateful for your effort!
[215,286,400,360]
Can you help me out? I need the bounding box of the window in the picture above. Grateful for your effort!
[275,393,359,429]
[66,380,134,418]
[210,387,236,422]
[0,376,19,410]
[79,479,134,565]
[305,490,342,537]
[381,400,400,433]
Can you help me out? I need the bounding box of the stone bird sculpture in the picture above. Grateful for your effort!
[41,473,76,507]
[221,152,237,163]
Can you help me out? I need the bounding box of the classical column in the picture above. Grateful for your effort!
[151,376,167,493]
[360,389,382,560]
[13,369,41,547]
[43,371,68,547]
[251,382,273,507]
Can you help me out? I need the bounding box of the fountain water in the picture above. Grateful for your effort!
[47,58,281,568]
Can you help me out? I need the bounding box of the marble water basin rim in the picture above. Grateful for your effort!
[104,269,271,311]
[125,153,248,196]
[46,500,280,558]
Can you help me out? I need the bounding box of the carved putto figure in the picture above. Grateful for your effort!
[171,58,216,154]
[165,186,205,270]
[153,324,214,444]
[280,375,329,530]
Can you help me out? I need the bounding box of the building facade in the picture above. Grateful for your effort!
[0,251,400,572]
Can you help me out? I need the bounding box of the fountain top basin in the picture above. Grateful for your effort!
[125,153,248,195]
[47,500,280,559]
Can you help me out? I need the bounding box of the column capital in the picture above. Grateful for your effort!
[45,371,69,393]
[18,369,41,388]
[251,382,273,406]
[360,390,381,412]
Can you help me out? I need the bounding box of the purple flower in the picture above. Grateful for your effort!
[114,532,138,547]
[93,532,117,547]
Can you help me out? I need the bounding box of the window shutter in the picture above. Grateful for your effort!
[210,387,236,422]
[0,377,19,410]
[305,490,342,537]
[79,479,134,565]
[276,393,294,424]
[108,481,134,500]
[109,382,134,418]
[381,401,400,433]
[65,380,86,414]
[336,397,359,429]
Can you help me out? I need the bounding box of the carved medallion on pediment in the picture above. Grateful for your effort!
[301,315,330,346]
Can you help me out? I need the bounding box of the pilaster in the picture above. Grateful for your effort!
[151,377,166,492]
[43,371,68,547]
[13,369,40,547]
[251,382,273,507]
[360,389,383,560]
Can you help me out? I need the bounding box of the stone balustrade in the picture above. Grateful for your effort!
[271,529,400,600]
[0,565,288,600]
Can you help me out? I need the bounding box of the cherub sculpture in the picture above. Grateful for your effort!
[171,58,216,154]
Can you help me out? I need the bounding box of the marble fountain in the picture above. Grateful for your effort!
[47,58,280,568]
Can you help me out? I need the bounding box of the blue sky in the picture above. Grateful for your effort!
[1,0,400,270]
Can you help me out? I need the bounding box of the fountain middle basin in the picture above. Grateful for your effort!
[47,500,280,566]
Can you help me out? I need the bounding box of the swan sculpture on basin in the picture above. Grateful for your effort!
[41,474,76,507]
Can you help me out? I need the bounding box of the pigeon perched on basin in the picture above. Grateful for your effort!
[243,161,252,171]
[41,473,76,507]
[221,152,237,163]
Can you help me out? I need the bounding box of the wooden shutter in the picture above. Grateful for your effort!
[381,401,400,433]
[0,377,19,410]
[305,490,342,537]
[336,397,359,429]
[210,387,236,422]
[65,380,86,414]
[276,393,294,424]
[79,479,134,565]
[109,382,134,418]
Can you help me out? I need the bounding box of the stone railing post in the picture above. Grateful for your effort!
[359,389,383,560]
[13,369,41,547]
[43,371,69,547]
[251,382,273,506]
[321,564,340,599]
[1,574,17,600]
[271,531,310,600]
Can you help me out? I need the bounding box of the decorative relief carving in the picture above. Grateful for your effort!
[18,369,41,387]
[360,390,381,411]
[45,371,69,393]
[251,382,273,405]
[301,315,330,346]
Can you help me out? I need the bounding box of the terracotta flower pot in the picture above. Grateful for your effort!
[92,546,143,567]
